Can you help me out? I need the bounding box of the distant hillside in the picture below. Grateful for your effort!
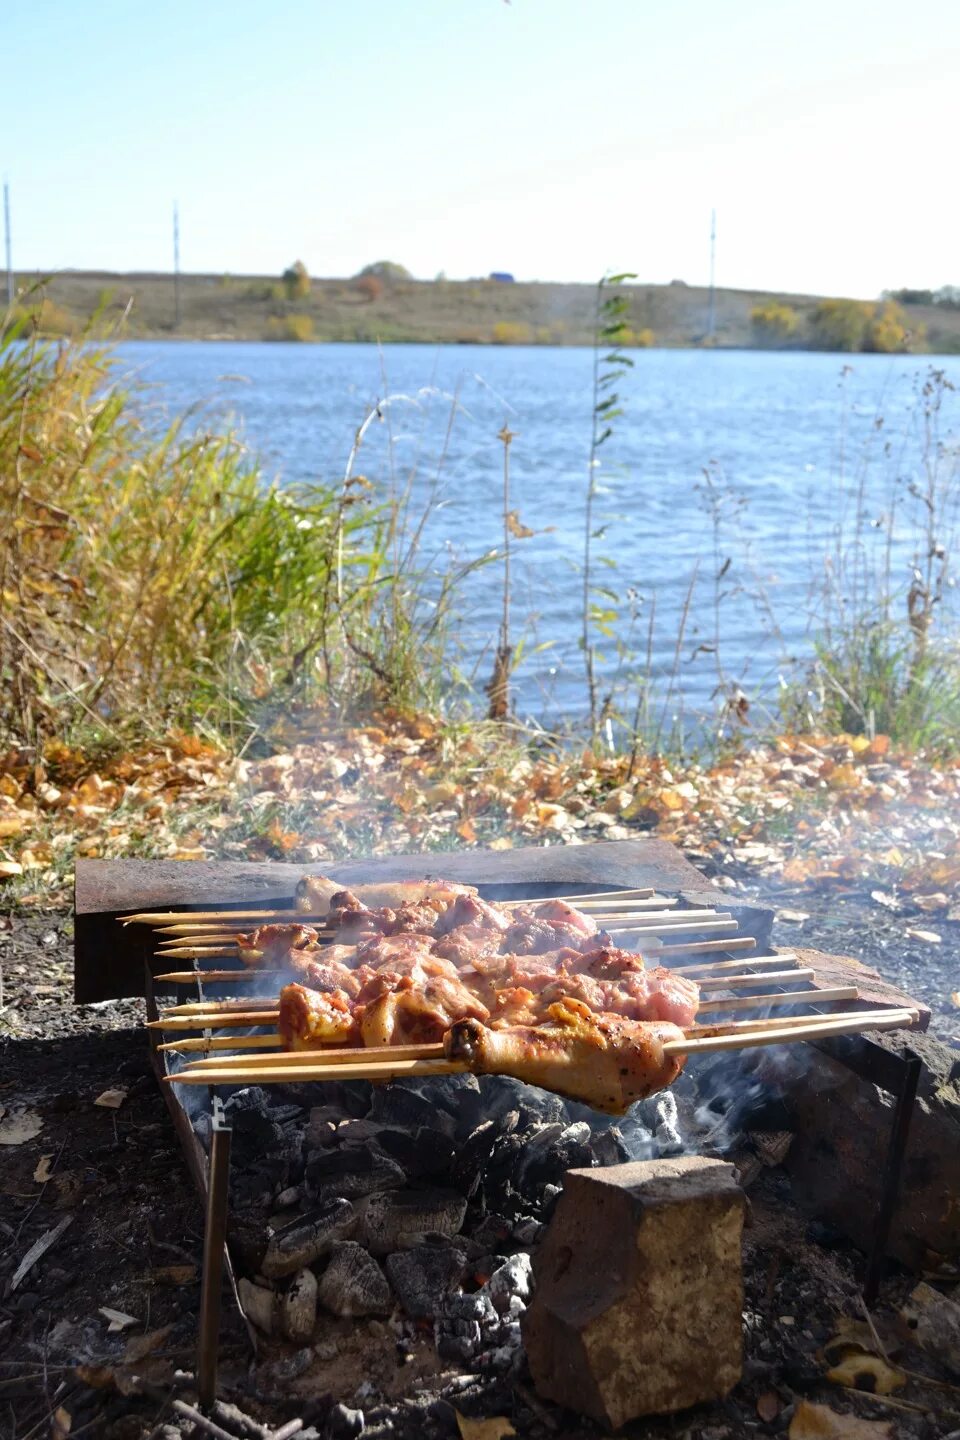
[13,269,960,352]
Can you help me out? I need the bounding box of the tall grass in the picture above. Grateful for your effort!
[0,318,481,752]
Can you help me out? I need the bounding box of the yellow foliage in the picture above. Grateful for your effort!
[751,302,798,347]
[491,320,534,345]
[265,314,315,343]
[864,300,917,353]
[281,260,310,301]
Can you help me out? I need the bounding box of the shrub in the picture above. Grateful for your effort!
[282,261,310,302]
[807,299,872,351]
[356,261,411,284]
[864,300,915,353]
[491,320,533,344]
[354,274,383,303]
[265,314,315,342]
[6,298,76,338]
[750,301,798,347]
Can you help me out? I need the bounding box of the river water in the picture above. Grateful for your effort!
[116,342,960,735]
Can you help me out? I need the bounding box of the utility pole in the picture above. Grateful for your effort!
[173,202,181,328]
[3,181,12,308]
[707,208,717,340]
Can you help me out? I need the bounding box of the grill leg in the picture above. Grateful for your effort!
[197,1095,232,1409]
[863,1051,921,1307]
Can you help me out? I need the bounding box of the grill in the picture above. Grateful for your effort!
[74,838,929,1415]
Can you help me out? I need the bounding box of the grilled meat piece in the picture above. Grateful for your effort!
[360,976,490,1046]
[445,999,687,1114]
[295,876,477,915]
[235,923,319,967]
[279,982,358,1048]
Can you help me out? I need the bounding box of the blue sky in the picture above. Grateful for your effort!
[6,0,958,296]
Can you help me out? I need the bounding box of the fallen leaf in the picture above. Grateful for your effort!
[11,1214,73,1290]
[52,1406,71,1439]
[914,891,948,912]
[124,1324,173,1362]
[789,1399,892,1439]
[827,1352,905,1395]
[455,1413,516,1440]
[905,928,941,945]
[33,1154,54,1182]
[150,1263,197,1285]
[0,1107,43,1145]
[777,909,810,923]
[488,837,513,851]
[456,818,477,843]
[74,1365,140,1396]
[94,1088,127,1109]
[0,859,23,879]
[99,1307,139,1334]
[952,992,959,1009]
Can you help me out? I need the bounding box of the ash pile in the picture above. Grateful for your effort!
[200,1069,689,1420]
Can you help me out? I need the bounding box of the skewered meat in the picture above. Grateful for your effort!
[360,977,490,1046]
[294,876,477,915]
[279,983,358,1047]
[445,999,687,1114]
[236,923,318,967]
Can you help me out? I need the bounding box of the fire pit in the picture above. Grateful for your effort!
[74,840,932,1430]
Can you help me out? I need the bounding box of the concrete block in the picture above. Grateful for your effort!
[523,1155,745,1430]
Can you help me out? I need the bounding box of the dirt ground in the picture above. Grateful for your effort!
[1,901,958,1440]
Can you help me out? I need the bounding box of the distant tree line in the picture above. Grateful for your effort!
[882,285,960,309]
[751,297,923,353]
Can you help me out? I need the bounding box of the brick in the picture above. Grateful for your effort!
[522,1156,745,1430]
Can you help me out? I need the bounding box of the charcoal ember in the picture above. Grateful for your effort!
[478,1075,568,1125]
[435,1317,482,1363]
[449,1120,504,1197]
[317,1241,392,1317]
[306,1105,349,1148]
[282,1266,319,1342]
[511,1217,543,1245]
[385,1244,467,1320]
[416,1073,483,1135]
[358,1188,468,1255]
[513,1123,565,1185]
[305,1143,406,1203]
[375,1126,455,1179]
[484,1253,533,1314]
[442,1291,499,1328]
[590,1126,631,1167]
[262,1199,357,1278]
[650,1092,683,1153]
[326,1406,364,1440]
[369,1082,458,1137]
[469,1214,513,1252]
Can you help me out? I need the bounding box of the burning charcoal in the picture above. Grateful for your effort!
[385,1244,467,1320]
[375,1126,456,1180]
[237,1277,277,1335]
[261,1199,358,1278]
[369,1082,458,1137]
[590,1126,631,1167]
[513,1122,565,1184]
[435,1317,482,1363]
[511,1217,542,1245]
[483,1253,533,1314]
[358,1188,468,1255]
[316,1241,392,1317]
[282,1267,318,1343]
[469,1214,513,1252]
[305,1143,406,1203]
[651,1092,683,1154]
[326,1405,364,1440]
[450,1120,504,1197]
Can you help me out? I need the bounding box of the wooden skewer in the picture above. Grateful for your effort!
[167,1002,875,1070]
[168,1057,468,1084]
[697,985,856,1013]
[148,1011,281,1031]
[649,936,756,957]
[696,967,813,990]
[153,969,815,1031]
[123,887,661,925]
[157,1034,282,1053]
[662,1007,918,1055]
[165,1007,919,1085]
[150,897,685,935]
[157,967,822,1020]
[152,952,791,987]
[154,969,285,984]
